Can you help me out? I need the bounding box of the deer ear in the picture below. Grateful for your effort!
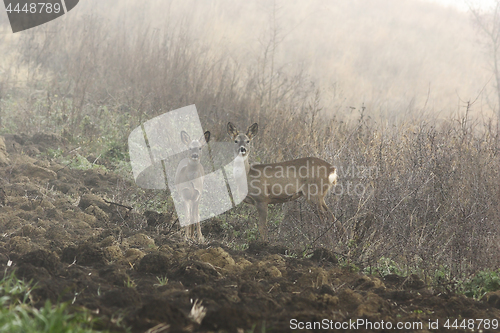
[180,131,190,145]
[227,122,238,139]
[246,123,258,139]
[199,131,210,146]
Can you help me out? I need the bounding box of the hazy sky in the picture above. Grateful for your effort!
[427,0,497,11]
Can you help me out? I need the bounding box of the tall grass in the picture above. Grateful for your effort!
[0,2,498,282]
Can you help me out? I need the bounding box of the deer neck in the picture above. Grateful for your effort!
[187,158,200,166]
[244,155,250,175]
[233,152,251,173]
[185,159,203,174]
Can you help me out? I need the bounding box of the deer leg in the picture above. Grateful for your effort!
[196,222,204,243]
[308,194,346,241]
[193,201,204,243]
[320,198,349,241]
[187,224,194,240]
[255,202,269,242]
[318,197,330,224]
[306,195,327,224]
[184,201,193,240]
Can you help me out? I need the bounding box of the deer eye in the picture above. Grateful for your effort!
[234,140,238,143]
[246,140,250,143]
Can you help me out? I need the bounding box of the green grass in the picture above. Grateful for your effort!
[362,260,500,301]
[42,148,108,172]
[0,270,111,333]
[362,256,405,276]
[154,276,169,287]
[462,268,500,300]
[124,276,136,289]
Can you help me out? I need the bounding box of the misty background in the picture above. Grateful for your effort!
[0,0,496,122]
[0,0,498,278]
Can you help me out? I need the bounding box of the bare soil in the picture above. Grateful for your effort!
[0,133,499,332]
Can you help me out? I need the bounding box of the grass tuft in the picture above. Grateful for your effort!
[0,270,111,333]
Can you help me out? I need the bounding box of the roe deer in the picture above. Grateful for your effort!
[175,130,211,242]
[227,122,341,242]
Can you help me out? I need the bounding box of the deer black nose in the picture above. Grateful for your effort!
[240,147,246,152]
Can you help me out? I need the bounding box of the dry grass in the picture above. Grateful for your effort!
[0,0,498,281]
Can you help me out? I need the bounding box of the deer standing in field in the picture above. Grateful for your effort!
[227,122,342,242]
[175,130,211,242]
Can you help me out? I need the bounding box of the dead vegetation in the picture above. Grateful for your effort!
[0,0,499,331]
[0,134,498,332]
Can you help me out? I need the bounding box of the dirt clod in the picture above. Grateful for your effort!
[310,247,338,265]
[19,249,60,274]
[137,253,171,275]
[0,133,498,333]
[78,194,110,212]
[484,291,500,309]
[61,244,107,267]
[101,287,141,308]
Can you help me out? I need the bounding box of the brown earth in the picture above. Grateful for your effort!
[0,133,499,333]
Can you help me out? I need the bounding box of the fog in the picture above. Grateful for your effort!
[0,3,499,322]
[0,0,494,122]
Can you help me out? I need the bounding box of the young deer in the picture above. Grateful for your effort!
[175,130,211,242]
[227,122,340,242]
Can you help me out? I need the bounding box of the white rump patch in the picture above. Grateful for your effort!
[329,170,337,184]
